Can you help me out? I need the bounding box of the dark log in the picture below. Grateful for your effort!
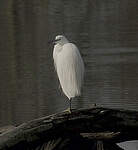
[0,107,138,150]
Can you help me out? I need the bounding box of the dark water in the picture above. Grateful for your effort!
[0,0,138,129]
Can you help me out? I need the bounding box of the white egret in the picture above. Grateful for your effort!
[52,35,84,112]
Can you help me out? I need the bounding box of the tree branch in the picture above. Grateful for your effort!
[0,107,138,150]
[80,132,121,140]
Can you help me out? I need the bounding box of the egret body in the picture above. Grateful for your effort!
[53,35,84,112]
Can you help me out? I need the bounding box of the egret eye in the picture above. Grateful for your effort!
[55,38,61,42]
[58,38,61,41]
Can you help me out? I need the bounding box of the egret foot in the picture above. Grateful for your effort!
[62,98,73,114]
[62,107,72,113]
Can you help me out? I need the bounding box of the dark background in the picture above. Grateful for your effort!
[0,0,138,129]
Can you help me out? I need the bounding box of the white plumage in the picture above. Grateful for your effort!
[53,35,84,111]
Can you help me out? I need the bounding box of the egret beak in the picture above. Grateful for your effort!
[48,39,60,44]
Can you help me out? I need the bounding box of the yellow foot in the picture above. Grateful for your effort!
[62,107,71,113]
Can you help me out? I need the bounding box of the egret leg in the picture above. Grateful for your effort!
[69,98,72,112]
[62,98,72,113]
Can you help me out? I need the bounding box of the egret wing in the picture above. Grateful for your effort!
[56,43,84,99]
[53,44,62,71]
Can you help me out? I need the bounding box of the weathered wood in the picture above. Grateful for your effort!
[0,126,15,134]
[0,107,138,150]
[80,132,121,141]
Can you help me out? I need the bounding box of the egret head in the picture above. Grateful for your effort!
[54,35,68,45]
